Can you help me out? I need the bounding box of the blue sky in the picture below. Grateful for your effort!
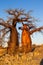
[0,0,43,45]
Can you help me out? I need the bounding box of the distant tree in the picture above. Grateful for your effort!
[0,9,43,54]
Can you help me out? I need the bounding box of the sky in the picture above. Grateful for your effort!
[0,0,43,46]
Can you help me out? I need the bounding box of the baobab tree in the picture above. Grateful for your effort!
[0,9,43,54]
[0,18,19,54]
[19,23,32,53]
[19,23,43,53]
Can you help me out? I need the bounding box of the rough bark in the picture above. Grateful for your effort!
[0,19,19,54]
[7,27,19,54]
[21,24,32,53]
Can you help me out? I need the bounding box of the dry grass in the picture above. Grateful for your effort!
[0,44,43,65]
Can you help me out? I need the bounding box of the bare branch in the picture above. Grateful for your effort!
[0,18,5,22]
[5,9,34,26]
[6,9,32,19]
[6,9,25,16]
[0,22,12,28]
[30,26,43,34]
[2,30,10,37]
[0,27,6,32]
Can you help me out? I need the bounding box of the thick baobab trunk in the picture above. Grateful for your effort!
[21,24,32,53]
[7,27,19,54]
[22,30,32,52]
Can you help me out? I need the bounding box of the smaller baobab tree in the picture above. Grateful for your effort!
[19,22,43,53]
[0,9,43,54]
[19,23,43,52]
[19,23,32,52]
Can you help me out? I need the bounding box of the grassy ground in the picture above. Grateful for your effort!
[0,44,43,65]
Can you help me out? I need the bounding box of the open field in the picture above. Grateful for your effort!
[0,44,43,65]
